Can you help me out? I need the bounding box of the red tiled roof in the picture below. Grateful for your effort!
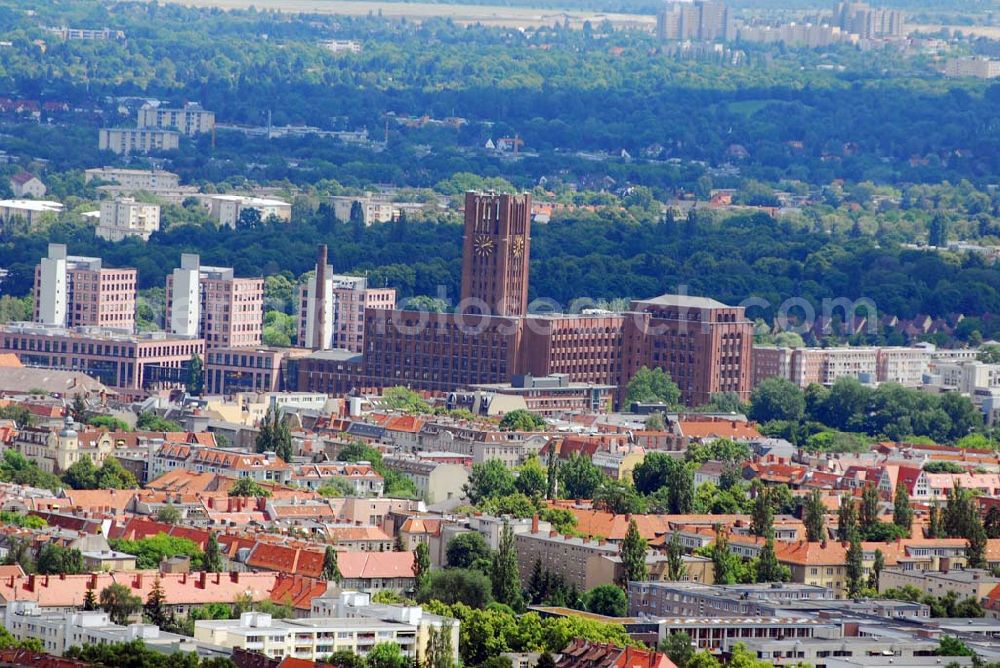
[337,551,415,579]
[677,419,761,440]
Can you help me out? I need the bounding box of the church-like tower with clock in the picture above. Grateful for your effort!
[460,191,532,317]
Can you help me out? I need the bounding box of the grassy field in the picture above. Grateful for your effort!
[156,0,656,28]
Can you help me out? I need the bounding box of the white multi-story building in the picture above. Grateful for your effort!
[166,254,264,349]
[84,167,180,190]
[96,197,161,242]
[3,601,226,658]
[297,270,395,352]
[205,194,291,228]
[195,612,419,662]
[0,199,64,228]
[99,128,181,155]
[137,103,215,136]
[944,57,1000,79]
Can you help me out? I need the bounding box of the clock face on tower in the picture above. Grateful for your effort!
[511,236,525,258]
[474,234,495,257]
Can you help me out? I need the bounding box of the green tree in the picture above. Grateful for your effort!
[423,623,456,668]
[381,387,431,414]
[869,549,884,591]
[515,457,548,498]
[893,480,913,534]
[446,532,491,571]
[967,520,988,569]
[82,586,97,611]
[558,452,604,500]
[99,583,142,625]
[620,518,648,585]
[593,479,645,515]
[748,378,805,423]
[709,527,737,585]
[803,489,826,542]
[545,445,558,500]
[660,632,695,668]
[87,415,131,432]
[62,457,98,490]
[36,544,84,575]
[96,458,138,489]
[415,541,431,592]
[837,495,857,542]
[463,459,516,505]
[490,524,523,611]
[416,569,493,608]
[136,412,183,432]
[985,506,1000,539]
[109,533,204,570]
[186,353,204,395]
[157,503,182,524]
[625,367,681,408]
[755,532,783,583]
[144,577,172,629]
[667,532,686,582]
[323,545,343,584]
[750,484,773,538]
[203,533,223,573]
[860,483,880,528]
[845,535,865,599]
[366,642,408,668]
[228,477,271,498]
[928,502,941,538]
[256,406,293,463]
[499,409,546,432]
[938,635,975,657]
[583,584,627,617]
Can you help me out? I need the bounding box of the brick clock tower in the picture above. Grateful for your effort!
[460,191,532,317]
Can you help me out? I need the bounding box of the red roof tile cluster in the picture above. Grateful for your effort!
[556,639,676,668]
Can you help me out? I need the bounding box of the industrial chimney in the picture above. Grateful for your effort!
[314,244,328,350]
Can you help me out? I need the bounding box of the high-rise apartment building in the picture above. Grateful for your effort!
[137,103,215,136]
[833,2,905,38]
[166,254,264,349]
[32,244,137,332]
[95,197,161,242]
[297,247,395,352]
[657,1,733,41]
[460,192,531,317]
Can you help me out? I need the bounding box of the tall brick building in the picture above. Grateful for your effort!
[297,191,753,407]
[460,192,531,317]
[33,244,137,332]
[165,254,264,350]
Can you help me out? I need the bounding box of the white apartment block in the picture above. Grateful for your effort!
[927,360,1000,395]
[84,167,180,190]
[752,345,929,387]
[944,57,1000,79]
[195,613,419,662]
[4,601,223,658]
[0,199,64,227]
[138,103,215,135]
[99,128,181,155]
[205,194,291,228]
[96,197,161,242]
